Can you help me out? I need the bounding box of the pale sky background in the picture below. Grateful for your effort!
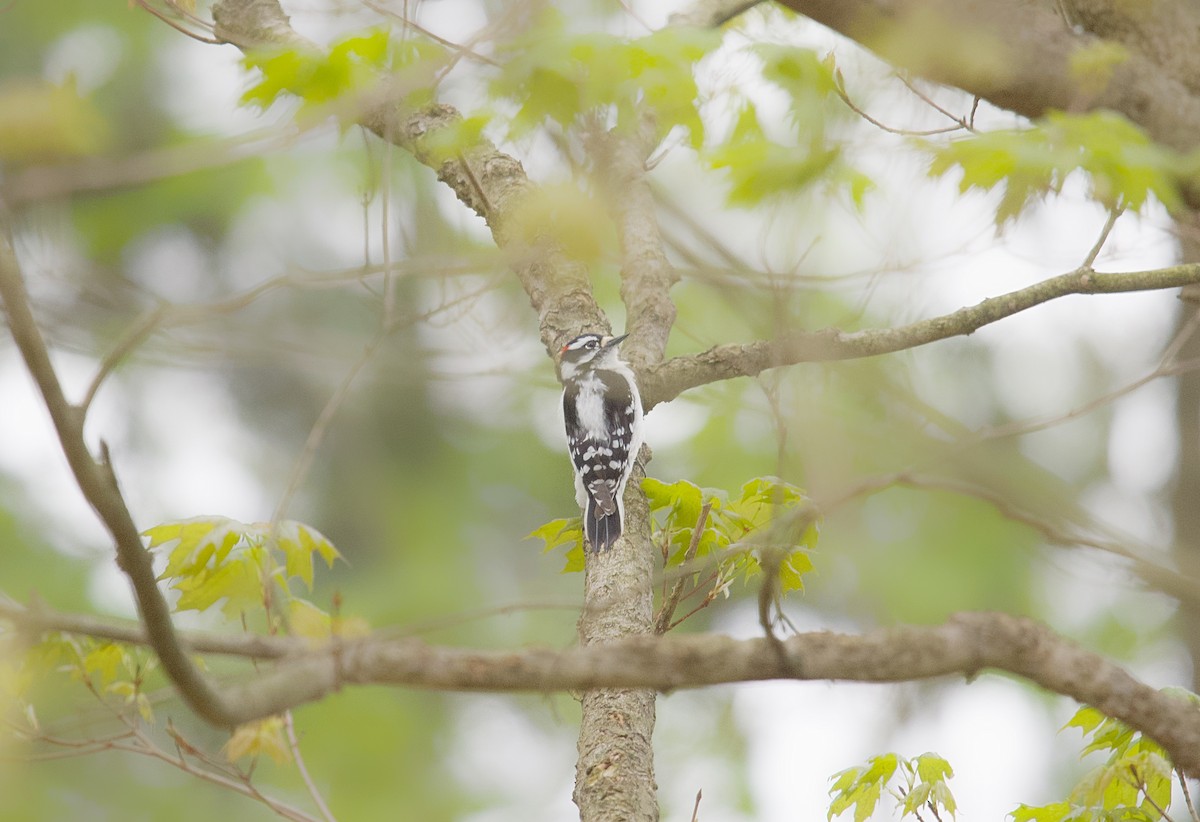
[2,1,1192,819]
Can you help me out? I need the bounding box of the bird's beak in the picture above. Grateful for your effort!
[601,334,629,349]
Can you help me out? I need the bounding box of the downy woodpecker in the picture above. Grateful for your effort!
[559,333,644,552]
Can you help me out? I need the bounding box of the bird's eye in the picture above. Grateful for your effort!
[587,340,598,348]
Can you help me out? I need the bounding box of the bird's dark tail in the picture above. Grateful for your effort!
[585,498,622,552]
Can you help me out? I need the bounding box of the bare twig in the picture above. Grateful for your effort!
[1079,205,1125,271]
[359,0,501,67]
[0,595,302,659]
[976,355,1200,441]
[272,330,383,526]
[133,0,221,43]
[834,71,970,137]
[79,306,167,417]
[655,502,713,633]
[640,263,1200,408]
[284,710,337,822]
[1179,770,1199,822]
[863,473,1200,608]
[16,707,318,821]
[896,73,978,132]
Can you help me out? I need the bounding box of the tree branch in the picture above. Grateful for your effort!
[639,264,1200,408]
[776,0,1200,154]
[0,232,255,728]
[597,118,679,369]
[10,602,1200,780]
[0,596,302,659]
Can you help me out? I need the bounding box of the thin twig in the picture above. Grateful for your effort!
[655,502,712,633]
[284,710,337,822]
[875,473,1200,608]
[79,306,167,417]
[271,330,384,525]
[1178,770,1199,822]
[834,71,968,137]
[133,0,221,43]
[359,0,501,67]
[641,262,1200,408]
[1079,205,1125,271]
[1125,765,1174,822]
[977,355,1200,441]
[897,73,976,132]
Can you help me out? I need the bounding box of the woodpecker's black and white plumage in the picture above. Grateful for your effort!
[559,332,643,552]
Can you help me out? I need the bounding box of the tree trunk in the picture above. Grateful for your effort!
[574,467,658,821]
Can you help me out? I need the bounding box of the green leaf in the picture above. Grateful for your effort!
[1064,706,1106,736]
[828,754,898,822]
[239,28,414,123]
[1010,803,1071,822]
[420,113,490,166]
[915,752,954,783]
[490,10,716,145]
[902,782,932,816]
[275,521,341,589]
[288,598,332,642]
[173,553,262,614]
[830,753,957,822]
[0,78,110,162]
[526,517,585,572]
[82,643,124,686]
[1068,41,1130,98]
[560,543,586,574]
[779,550,813,592]
[145,516,243,581]
[527,517,582,552]
[224,716,292,765]
[926,110,1185,223]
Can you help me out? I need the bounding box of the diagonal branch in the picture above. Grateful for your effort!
[639,264,1200,408]
[0,232,245,728]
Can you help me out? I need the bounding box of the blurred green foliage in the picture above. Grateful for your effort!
[0,0,1187,819]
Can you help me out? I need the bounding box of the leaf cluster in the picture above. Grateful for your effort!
[707,50,871,207]
[9,633,158,725]
[527,476,817,605]
[142,516,364,648]
[926,110,1192,224]
[645,476,817,592]
[828,752,957,822]
[240,29,444,124]
[1011,699,1191,822]
[490,10,718,149]
[6,516,354,770]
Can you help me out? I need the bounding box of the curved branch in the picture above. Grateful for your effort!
[639,264,1200,408]
[10,603,1200,780]
[0,233,245,728]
